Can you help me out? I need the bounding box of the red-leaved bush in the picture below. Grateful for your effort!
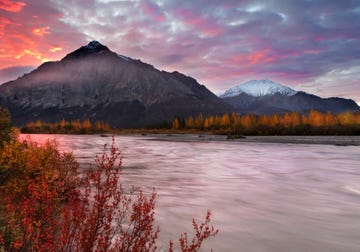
[0,138,218,251]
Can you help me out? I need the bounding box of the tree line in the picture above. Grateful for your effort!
[172,110,360,135]
[21,118,112,134]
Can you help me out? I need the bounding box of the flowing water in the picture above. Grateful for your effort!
[21,134,360,252]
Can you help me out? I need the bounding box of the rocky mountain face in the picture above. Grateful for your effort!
[0,41,229,127]
[220,80,360,115]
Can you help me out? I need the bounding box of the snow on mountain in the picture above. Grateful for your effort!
[220,80,297,97]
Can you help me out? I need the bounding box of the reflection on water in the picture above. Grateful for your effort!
[21,134,360,252]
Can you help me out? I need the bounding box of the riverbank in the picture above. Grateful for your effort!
[142,133,360,146]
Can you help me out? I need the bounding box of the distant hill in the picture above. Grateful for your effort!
[220,80,360,114]
[0,41,229,127]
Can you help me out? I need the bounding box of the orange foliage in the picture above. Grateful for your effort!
[22,118,111,134]
[174,110,360,135]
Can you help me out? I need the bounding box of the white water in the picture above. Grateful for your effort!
[21,134,360,252]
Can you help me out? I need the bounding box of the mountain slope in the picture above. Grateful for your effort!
[0,41,229,127]
[220,80,360,114]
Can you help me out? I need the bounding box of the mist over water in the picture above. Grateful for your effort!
[21,134,360,252]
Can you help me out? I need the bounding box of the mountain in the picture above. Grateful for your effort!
[220,79,297,97]
[0,41,229,127]
[220,80,360,114]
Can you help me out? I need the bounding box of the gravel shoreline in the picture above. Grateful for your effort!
[144,134,360,146]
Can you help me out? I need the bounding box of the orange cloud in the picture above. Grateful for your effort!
[32,26,50,37]
[16,49,50,62]
[0,0,26,12]
[50,47,62,52]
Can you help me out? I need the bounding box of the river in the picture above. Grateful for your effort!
[20,134,360,252]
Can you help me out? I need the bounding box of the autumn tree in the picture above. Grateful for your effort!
[282,112,291,128]
[60,118,66,128]
[324,111,337,127]
[290,112,300,127]
[220,113,230,128]
[308,109,324,127]
[185,116,195,129]
[338,111,354,125]
[82,119,92,131]
[195,113,204,129]
[172,117,180,129]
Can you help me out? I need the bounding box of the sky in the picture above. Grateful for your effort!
[1,0,360,104]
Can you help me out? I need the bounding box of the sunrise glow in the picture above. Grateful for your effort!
[0,0,359,102]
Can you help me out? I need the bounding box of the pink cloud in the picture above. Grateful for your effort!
[0,0,25,12]
[140,1,165,22]
[0,1,85,71]
[173,8,223,37]
[247,50,274,65]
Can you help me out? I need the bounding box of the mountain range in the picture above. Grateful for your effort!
[220,79,359,115]
[0,41,359,127]
[0,41,229,127]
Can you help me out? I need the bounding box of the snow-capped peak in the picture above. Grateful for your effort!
[219,79,297,98]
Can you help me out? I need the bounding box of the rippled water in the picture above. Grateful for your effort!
[21,134,360,252]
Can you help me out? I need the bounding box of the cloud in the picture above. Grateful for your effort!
[32,26,51,37]
[0,0,26,12]
[1,0,360,102]
[0,0,86,72]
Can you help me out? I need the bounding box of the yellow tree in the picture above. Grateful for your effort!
[82,119,92,129]
[195,113,204,129]
[269,114,279,127]
[308,109,324,127]
[204,118,210,129]
[172,118,180,129]
[354,113,360,124]
[324,111,336,127]
[282,112,291,128]
[207,116,215,128]
[71,120,81,130]
[220,113,230,128]
[258,115,270,126]
[35,119,43,129]
[185,116,195,129]
[241,114,254,130]
[337,111,354,125]
[290,112,300,127]
[231,114,242,131]
[214,116,222,128]
[60,118,66,128]
[301,114,308,125]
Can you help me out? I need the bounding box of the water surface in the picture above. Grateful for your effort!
[21,134,360,252]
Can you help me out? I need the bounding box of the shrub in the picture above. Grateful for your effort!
[0,138,218,251]
[0,139,79,198]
